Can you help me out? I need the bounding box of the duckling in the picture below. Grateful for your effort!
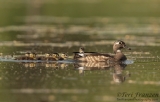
[28,53,36,60]
[47,53,59,61]
[79,47,85,57]
[14,52,36,60]
[73,47,98,59]
[59,53,68,60]
[36,53,50,60]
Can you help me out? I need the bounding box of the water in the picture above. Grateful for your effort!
[0,38,159,102]
[0,0,160,102]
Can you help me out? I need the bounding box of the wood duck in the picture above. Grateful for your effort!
[73,40,131,62]
[36,53,49,60]
[36,53,59,61]
[14,52,36,60]
[48,53,60,60]
[59,53,68,60]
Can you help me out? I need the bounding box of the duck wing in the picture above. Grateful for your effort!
[74,52,114,62]
[73,52,98,58]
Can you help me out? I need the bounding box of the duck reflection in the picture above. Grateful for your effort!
[20,62,68,69]
[74,61,115,70]
[74,62,131,83]
[112,64,130,83]
[18,60,131,83]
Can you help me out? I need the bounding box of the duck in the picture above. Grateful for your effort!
[36,53,59,61]
[79,47,85,57]
[73,47,97,58]
[36,53,49,60]
[48,53,60,60]
[58,53,68,60]
[14,52,36,60]
[73,40,131,62]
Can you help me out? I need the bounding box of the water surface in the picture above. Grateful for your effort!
[0,0,160,102]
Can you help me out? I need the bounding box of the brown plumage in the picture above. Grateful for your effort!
[74,53,114,62]
[73,40,131,62]
[14,53,36,60]
[36,53,59,61]
[58,53,68,60]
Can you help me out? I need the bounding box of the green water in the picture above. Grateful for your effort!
[0,0,160,102]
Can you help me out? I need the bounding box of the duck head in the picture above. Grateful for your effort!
[51,53,59,59]
[25,52,30,57]
[113,40,131,53]
[45,53,50,57]
[29,53,36,58]
[60,53,68,59]
[79,47,85,53]
[78,47,85,57]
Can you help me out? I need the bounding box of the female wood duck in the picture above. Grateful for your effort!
[14,52,36,60]
[73,40,131,62]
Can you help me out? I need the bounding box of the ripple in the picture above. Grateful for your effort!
[10,89,89,94]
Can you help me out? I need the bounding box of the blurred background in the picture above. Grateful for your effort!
[0,0,160,102]
[0,0,160,53]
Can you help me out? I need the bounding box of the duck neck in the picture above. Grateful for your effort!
[116,49,121,53]
[113,45,116,54]
[114,50,126,61]
[113,45,120,54]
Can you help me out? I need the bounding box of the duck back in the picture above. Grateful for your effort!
[74,53,114,62]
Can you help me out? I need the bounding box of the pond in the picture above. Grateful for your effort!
[0,0,160,102]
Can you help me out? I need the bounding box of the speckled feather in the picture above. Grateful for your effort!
[74,53,114,62]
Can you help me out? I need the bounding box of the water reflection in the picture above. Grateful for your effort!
[74,62,130,83]
[16,60,131,84]
[20,62,68,69]
[112,64,130,83]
